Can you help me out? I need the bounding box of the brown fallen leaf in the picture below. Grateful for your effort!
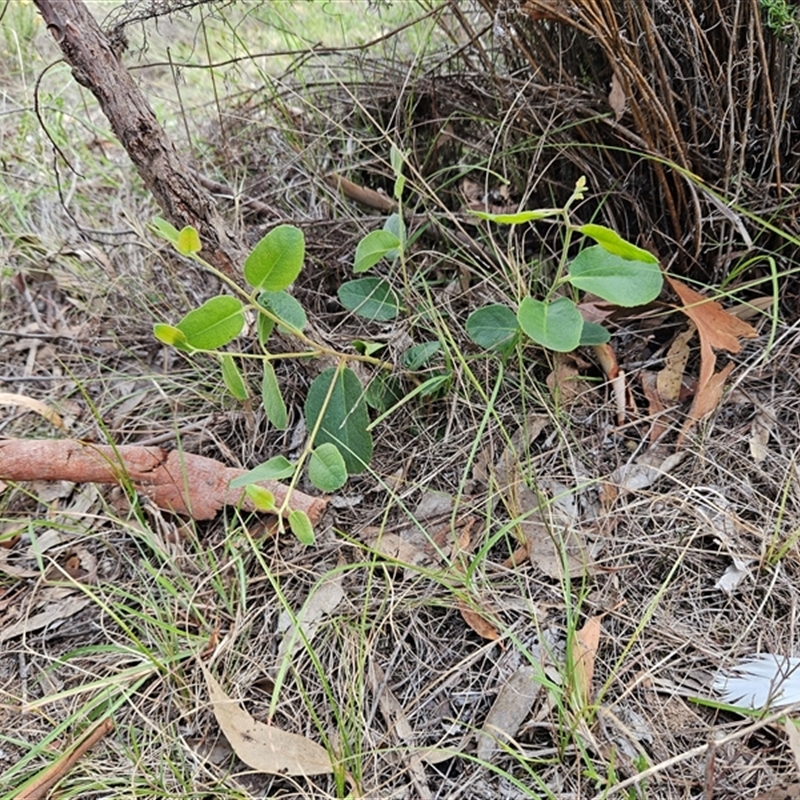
[666,276,758,441]
[201,665,333,777]
[609,72,626,121]
[657,325,694,404]
[458,599,500,642]
[571,615,602,707]
[0,439,326,523]
[476,665,541,761]
[0,392,65,430]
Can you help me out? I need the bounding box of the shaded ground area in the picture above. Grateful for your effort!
[2,1,800,798]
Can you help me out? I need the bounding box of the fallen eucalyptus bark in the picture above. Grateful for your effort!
[0,439,327,523]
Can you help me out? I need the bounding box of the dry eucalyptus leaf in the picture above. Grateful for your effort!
[755,784,800,800]
[201,665,333,776]
[609,72,626,121]
[458,600,500,641]
[476,665,540,761]
[750,406,775,462]
[572,616,602,706]
[0,594,92,642]
[277,575,345,663]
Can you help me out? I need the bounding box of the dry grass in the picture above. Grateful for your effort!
[2,2,800,799]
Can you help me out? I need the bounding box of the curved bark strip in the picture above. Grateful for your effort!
[0,439,327,523]
[32,0,242,278]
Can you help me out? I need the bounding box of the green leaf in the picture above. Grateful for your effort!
[470,208,561,224]
[417,372,450,398]
[354,230,401,273]
[568,246,662,306]
[153,323,188,349]
[577,224,658,264]
[338,278,401,321]
[149,217,180,246]
[288,509,315,545]
[244,224,305,290]
[466,304,519,352]
[176,226,201,255]
[257,290,307,334]
[229,456,296,488]
[383,213,405,259]
[578,321,611,346]
[364,374,403,412]
[257,313,275,347]
[352,340,386,357]
[220,354,248,400]
[244,484,276,511]
[517,296,583,352]
[308,443,347,492]
[261,361,288,430]
[390,145,406,200]
[403,341,441,370]
[305,367,373,474]
[175,296,244,350]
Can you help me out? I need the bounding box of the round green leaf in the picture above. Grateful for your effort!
[568,246,662,307]
[517,296,583,352]
[244,224,305,290]
[308,443,348,492]
[176,295,244,350]
[176,226,201,255]
[258,290,307,334]
[578,321,611,346]
[466,304,519,352]
[338,278,401,321]
[305,367,373,474]
[578,224,658,264]
[354,230,401,273]
[288,509,315,545]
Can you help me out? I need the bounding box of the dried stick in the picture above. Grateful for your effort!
[15,717,114,800]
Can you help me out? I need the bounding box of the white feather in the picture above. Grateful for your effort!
[714,654,800,708]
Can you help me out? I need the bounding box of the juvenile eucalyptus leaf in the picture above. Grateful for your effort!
[262,361,288,430]
[244,224,305,290]
[308,443,348,492]
[258,290,307,334]
[244,484,276,511]
[305,367,372,474]
[354,230,401,273]
[383,214,405,259]
[153,323,189,350]
[470,208,561,224]
[338,278,401,321]
[229,456,296,487]
[403,341,441,370]
[176,226,201,255]
[175,296,244,350]
[149,217,180,246]
[578,321,611,346]
[568,246,662,306]
[220,354,249,400]
[578,224,658,264]
[517,296,583,353]
[466,305,519,352]
[288,509,315,545]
